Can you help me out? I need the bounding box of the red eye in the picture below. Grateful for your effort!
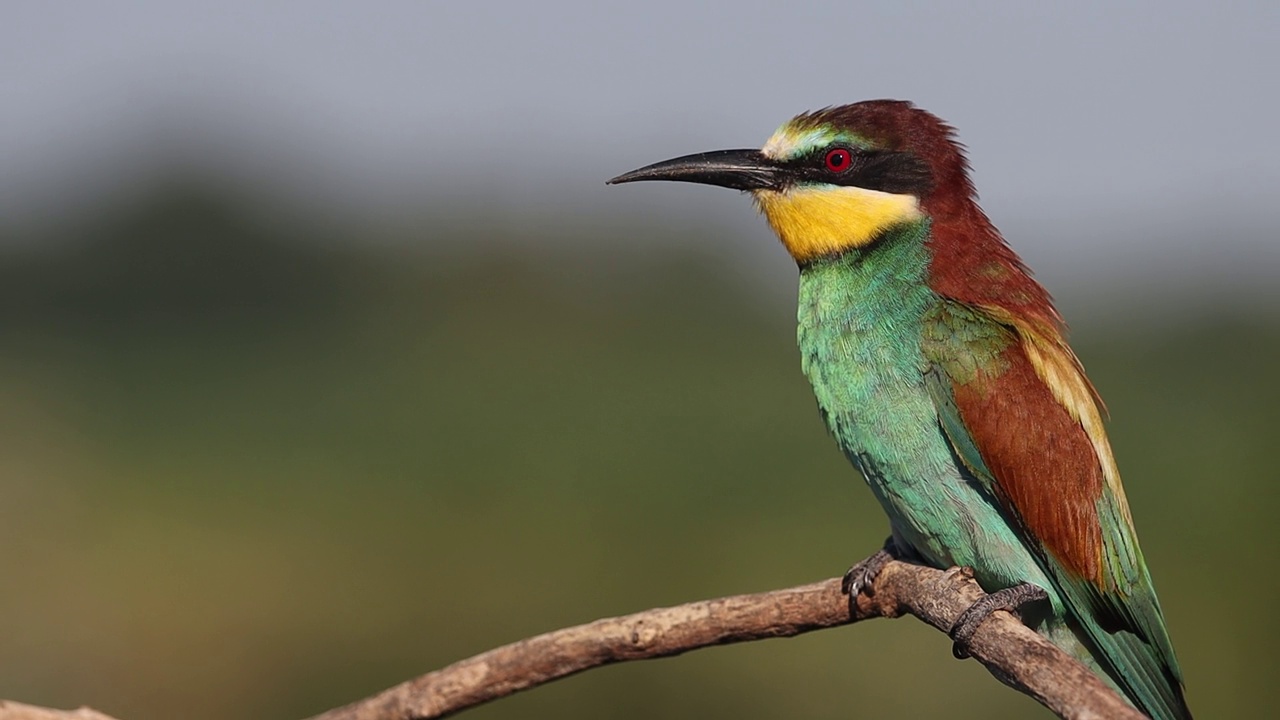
[824,148,853,172]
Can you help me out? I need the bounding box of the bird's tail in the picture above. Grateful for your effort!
[1040,617,1192,720]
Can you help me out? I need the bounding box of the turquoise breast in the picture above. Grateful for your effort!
[795,223,1054,598]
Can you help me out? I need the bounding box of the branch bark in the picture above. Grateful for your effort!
[0,703,118,720]
[0,560,1142,720]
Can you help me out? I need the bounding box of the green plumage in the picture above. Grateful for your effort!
[798,220,1052,594]
[607,99,1189,718]
[797,221,1187,720]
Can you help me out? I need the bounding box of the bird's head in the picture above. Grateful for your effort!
[608,100,975,264]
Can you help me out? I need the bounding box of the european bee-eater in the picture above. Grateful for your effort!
[608,100,1189,719]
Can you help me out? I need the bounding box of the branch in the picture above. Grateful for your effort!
[0,702,118,720]
[307,560,1140,720]
[0,560,1141,720]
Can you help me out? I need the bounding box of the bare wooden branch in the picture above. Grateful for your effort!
[0,701,119,720]
[0,560,1141,720]
[306,560,1141,720]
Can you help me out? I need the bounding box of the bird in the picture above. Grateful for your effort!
[607,100,1190,720]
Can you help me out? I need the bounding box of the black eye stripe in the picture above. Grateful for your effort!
[787,148,932,195]
[806,146,866,165]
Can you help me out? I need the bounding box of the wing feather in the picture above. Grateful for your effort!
[923,299,1189,720]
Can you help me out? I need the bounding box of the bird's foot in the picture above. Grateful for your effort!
[949,581,1049,659]
[841,537,897,598]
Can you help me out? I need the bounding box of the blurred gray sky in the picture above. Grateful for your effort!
[3,1,1278,309]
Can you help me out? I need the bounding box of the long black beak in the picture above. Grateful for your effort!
[607,149,783,191]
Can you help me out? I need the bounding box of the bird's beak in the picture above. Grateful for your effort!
[607,149,783,191]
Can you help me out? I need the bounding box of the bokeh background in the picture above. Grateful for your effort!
[3,2,1278,719]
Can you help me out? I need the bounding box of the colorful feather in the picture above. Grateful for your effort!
[608,99,1192,718]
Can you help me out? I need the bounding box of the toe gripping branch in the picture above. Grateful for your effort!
[841,537,897,601]
[948,581,1049,659]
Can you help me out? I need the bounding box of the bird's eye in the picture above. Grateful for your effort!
[824,148,853,173]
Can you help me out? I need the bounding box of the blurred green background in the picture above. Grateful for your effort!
[5,3,1279,719]
[0,172,1275,719]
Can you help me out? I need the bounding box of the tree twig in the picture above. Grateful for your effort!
[0,560,1142,720]
[305,560,1140,720]
[0,702,118,720]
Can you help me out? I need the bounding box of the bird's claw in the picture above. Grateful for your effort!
[949,581,1049,659]
[841,538,897,598]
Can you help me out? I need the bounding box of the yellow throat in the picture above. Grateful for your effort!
[753,186,923,263]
